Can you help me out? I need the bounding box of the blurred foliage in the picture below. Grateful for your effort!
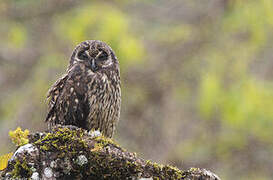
[199,0,273,145]
[7,23,27,49]
[0,0,272,179]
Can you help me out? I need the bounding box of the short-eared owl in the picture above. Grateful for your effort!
[46,40,121,138]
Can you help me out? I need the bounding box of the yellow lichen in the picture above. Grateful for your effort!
[91,143,103,152]
[0,152,13,170]
[9,127,29,147]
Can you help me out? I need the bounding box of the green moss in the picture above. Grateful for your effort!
[10,158,32,178]
[144,160,185,179]
[34,128,87,154]
[188,167,198,172]
[93,135,122,152]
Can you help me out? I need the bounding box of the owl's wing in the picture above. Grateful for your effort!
[45,74,68,123]
[46,65,90,129]
[59,69,90,128]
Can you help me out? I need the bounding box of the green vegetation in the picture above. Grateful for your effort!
[10,158,32,179]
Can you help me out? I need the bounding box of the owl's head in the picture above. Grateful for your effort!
[70,40,118,72]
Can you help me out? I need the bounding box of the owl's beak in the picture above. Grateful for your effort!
[90,58,98,72]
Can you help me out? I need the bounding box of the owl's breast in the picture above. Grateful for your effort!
[86,72,121,118]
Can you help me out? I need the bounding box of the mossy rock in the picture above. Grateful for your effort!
[0,126,220,180]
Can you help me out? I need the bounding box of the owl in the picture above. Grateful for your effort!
[45,40,121,138]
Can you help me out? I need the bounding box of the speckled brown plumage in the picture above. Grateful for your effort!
[46,40,121,138]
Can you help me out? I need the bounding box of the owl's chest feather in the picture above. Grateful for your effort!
[86,73,120,117]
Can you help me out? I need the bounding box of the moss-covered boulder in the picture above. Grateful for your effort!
[0,126,220,180]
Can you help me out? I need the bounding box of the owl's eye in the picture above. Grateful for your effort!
[97,51,108,61]
[78,50,89,60]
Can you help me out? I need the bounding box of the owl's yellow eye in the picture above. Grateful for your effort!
[78,50,89,60]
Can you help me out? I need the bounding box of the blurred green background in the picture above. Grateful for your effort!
[0,0,273,179]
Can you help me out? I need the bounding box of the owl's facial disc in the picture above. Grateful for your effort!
[89,49,112,71]
[76,46,112,72]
